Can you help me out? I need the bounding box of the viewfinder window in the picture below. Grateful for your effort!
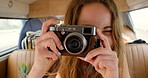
[83,27,92,34]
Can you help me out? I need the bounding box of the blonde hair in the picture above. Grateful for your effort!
[57,0,124,78]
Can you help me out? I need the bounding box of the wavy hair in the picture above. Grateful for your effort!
[57,0,124,78]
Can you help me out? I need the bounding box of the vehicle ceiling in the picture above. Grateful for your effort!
[0,0,147,18]
[13,0,37,4]
[16,0,148,10]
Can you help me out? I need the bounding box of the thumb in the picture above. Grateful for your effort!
[77,57,85,61]
[77,57,94,65]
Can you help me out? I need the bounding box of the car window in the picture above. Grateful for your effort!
[129,8,148,42]
[0,19,26,53]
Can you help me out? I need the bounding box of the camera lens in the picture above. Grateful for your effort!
[64,32,87,55]
[70,39,79,48]
[71,40,78,48]
[66,36,83,53]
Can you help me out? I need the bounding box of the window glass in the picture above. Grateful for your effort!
[0,19,26,53]
[130,8,148,42]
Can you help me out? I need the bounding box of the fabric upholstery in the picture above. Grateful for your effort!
[125,44,148,78]
[7,50,35,78]
[0,59,7,78]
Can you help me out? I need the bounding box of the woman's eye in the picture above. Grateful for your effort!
[103,30,112,33]
[103,30,112,36]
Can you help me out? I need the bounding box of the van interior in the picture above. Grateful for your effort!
[0,0,148,78]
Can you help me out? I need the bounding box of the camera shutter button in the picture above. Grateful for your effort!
[61,28,65,35]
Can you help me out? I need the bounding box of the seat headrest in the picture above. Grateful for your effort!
[125,44,148,78]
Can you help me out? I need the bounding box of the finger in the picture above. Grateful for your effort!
[93,55,116,69]
[38,38,61,56]
[84,56,106,76]
[36,31,64,50]
[77,57,84,60]
[77,57,94,65]
[41,19,60,34]
[94,58,101,71]
[93,54,117,70]
[95,54,118,63]
[46,38,61,56]
[46,51,59,60]
[96,28,111,49]
[99,60,118,71]
[85,48,113,61]
[93,56,103,71]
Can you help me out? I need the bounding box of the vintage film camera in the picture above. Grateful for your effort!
[49,24,101,57]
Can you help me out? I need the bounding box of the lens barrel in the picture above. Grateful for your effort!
[64,32,87,55]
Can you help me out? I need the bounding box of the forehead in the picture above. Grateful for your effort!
[78,3,112,29]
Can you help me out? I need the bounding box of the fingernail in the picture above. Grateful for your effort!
[60,45,64,50]
[58,52,61,56]
[84,57,88,61]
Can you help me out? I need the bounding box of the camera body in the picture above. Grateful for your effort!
[49,24,100,57]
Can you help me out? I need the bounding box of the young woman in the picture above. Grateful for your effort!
[28,0,130,78]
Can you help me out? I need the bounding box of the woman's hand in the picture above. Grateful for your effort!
[79,29,118,78]
[28,19,64,78]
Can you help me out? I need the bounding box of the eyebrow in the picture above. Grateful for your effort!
[81,24,96,27]
[80,24,112,29]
